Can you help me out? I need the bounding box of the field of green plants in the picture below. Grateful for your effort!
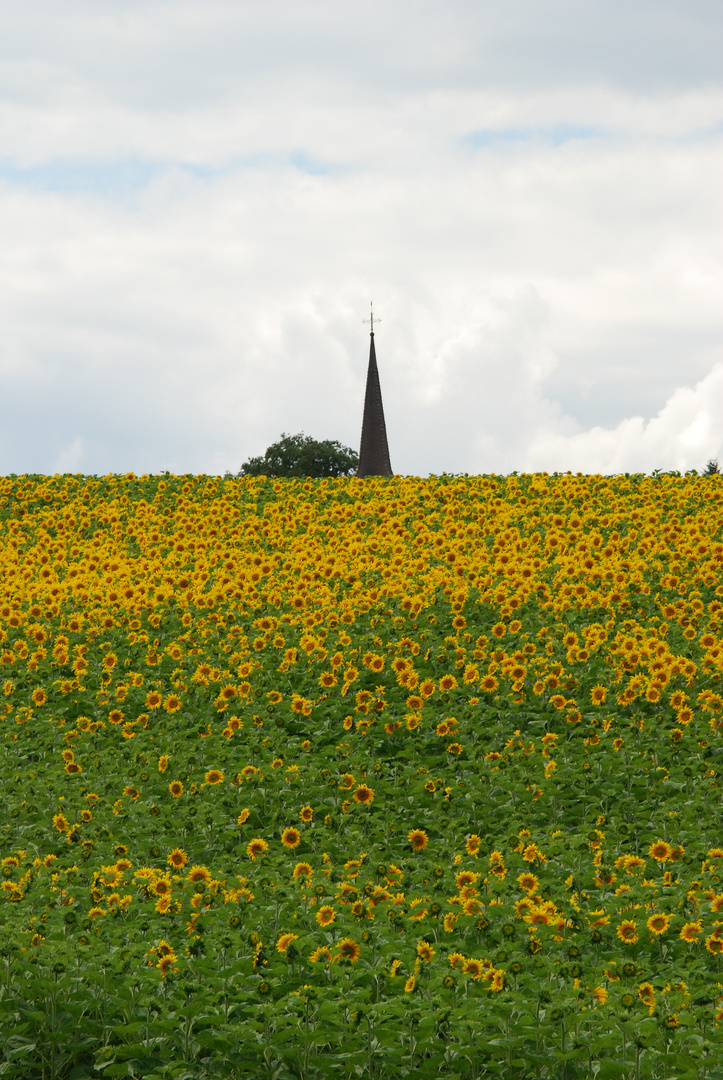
[1,471,722,1079]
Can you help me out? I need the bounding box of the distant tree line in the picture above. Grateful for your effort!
[236,438,721,480]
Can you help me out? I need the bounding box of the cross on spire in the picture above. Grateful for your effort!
[357,302,393,478]
[362,302,381,335]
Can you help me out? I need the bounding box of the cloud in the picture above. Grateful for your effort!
[0,0,721,477]
[524,364,723,475]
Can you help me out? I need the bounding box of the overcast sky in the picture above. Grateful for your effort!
[0,0,721,477]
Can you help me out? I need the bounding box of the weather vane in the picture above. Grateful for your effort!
[362,302,381,334]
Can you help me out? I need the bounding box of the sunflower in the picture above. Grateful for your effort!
[168,781,184,797]
[646,913,670,936]
[276,932,299,954]
[157,954,176,975]
[408,829,429,852]
[590,685,606,704]
[447,742,463,755]
[164,695,182,713]
[155,896,172,914]
[108,710,124,725]
[527,905,552,926]
[638,982,655,1004]
[281,827,301,849]
[338,773,355,790]
[167,848,187,869]
[648,840,673,862]
[299,805,313,822]
[419,679,435,698]
[453,871,477,890]
[309,946,333,964]
[187,865,211,883]
[247,838,269,861]
[146,692,162,710]
[439,675,458,692]
[158,755,169,773]
[517,872,539,893]
[337,938,361,963]
[710,894,723,912]
[237,808,250,825]
[680,921,702,942]
[404,975,416,993]
[205,769,224,785]
[293,861,312,881]
[616,920,638,944]
[464,958,483,979]
[315,905,336,927]
[416,940,435,962]
[705,935,723,955]
[466,834,482,856]
[153,877,172,896]
[353,784,374,805]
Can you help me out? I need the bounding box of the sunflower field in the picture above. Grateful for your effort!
[1,471,723,1080]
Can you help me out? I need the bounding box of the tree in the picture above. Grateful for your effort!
[238,433,359,478]
[704,459,720,475]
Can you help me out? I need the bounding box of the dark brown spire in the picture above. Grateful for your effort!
[357,329,393,477]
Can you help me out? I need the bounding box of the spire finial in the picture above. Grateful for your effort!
[362,302,380,335]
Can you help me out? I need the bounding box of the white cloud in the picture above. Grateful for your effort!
[525,364,723,474]
[0,0,721,476]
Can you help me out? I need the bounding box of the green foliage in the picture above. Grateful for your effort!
[239,432,359,478]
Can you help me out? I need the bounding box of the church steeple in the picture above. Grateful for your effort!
[357,305,393,478]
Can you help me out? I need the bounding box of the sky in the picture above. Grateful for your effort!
[0,0,721,478]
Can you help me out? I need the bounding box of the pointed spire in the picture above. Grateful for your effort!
[357,306,393,478]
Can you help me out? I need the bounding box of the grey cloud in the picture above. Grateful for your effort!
[1,1,721,119]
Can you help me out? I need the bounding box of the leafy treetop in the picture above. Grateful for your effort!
[238,433,359,478]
